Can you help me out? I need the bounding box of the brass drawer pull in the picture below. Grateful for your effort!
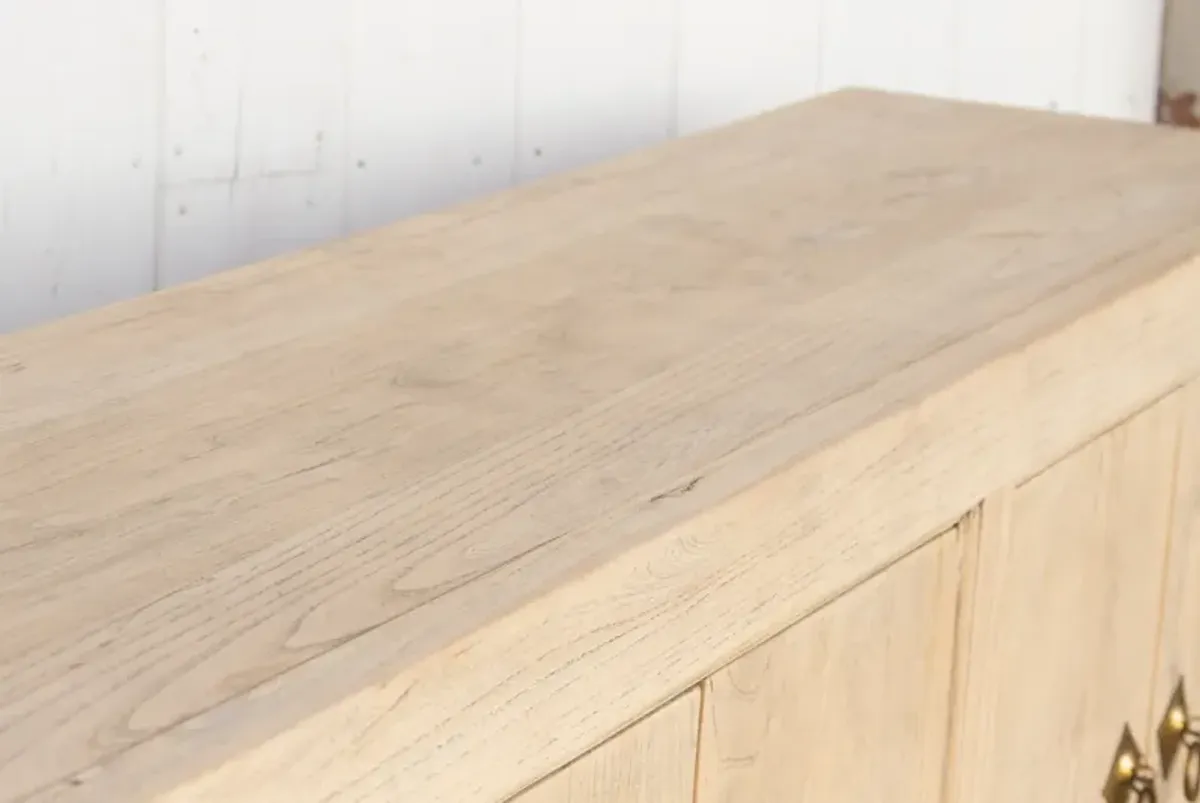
[1158,678,1200,800]
[1107,724,1157,803]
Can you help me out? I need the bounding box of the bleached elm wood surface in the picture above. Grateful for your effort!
[4,89,1200,802]
[696,523,964,803]
[948,390,1183,803]
[1154,380,1200,795]
[507,690,699,803]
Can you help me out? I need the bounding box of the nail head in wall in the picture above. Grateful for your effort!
[178,205,187,216]
[472,156,482,166]
[193,27,199,34]
[174,146,183,157]
[534,148,543,157]
[357,160,366,169]
[315,131,324,143]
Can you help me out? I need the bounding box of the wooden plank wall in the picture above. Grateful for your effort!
[0,0,1166,333]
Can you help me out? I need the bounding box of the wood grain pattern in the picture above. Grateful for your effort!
[697,523,966,803]
[5,90,1200,803]
[946,391,1183,803]
[507,690,699,803]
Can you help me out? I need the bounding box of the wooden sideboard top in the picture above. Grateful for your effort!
[5,89,1200,803]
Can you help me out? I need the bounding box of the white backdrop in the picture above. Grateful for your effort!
[0,0,1166,332]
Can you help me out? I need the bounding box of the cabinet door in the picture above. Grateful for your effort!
[508,688,700,803]
[948,391,1183,803]
[1154,379,1200,803]
[694,524,964,803]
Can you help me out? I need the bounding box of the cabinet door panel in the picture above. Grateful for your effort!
[1154,379,1200,803]
[696,524,964,803]
[949,391,1182,803]
[509,688,700,803]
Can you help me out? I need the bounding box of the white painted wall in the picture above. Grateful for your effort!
[0,0,1165,333]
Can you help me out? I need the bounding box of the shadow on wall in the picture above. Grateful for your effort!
[0,113,675,336]
[0,176,157,335]
[159,113,672,286]
[0,0,1173,336]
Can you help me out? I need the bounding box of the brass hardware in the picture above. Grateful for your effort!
[1157,678,1200,801]
[1106,724,1157,803]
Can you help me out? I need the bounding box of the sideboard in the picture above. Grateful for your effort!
[4,88,1200,803]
